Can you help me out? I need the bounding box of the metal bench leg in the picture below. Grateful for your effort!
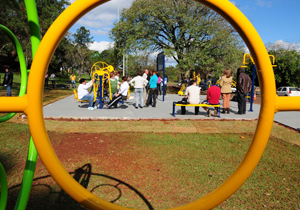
[173,102,176,117]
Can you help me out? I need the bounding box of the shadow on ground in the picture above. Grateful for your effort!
[7,164,154,210]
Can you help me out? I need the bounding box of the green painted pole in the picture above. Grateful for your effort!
[14,0,41,209]
[14,138,38,210]
[0,25,28,122]
[0,163,8,210]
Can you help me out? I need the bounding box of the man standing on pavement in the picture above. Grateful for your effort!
[50,72,56,89]
[236,68,252,115]
[144,70,158,108]
[69,73,77,88]
[3,66,13,96]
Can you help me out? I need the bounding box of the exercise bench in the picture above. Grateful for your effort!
[172,101,221,117]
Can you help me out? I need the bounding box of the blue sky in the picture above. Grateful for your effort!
[67,0,300,55]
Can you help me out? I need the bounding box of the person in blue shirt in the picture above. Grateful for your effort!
[144,70,158,107]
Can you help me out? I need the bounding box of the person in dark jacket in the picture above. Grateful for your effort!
[3,66,13,96]
[236,68,252,115]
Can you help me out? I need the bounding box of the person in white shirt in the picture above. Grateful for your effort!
[50,73,56,89]
[129,71,148,108]
[78,78,96,110]
[107,76,129,108]
[180,80,201,115]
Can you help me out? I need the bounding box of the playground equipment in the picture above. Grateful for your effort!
[241,53,277,111]
[178,83,186,96]
[1,0,300,210]
[90,61,115,108]
[217,79,236,91]
[196,73,201,86]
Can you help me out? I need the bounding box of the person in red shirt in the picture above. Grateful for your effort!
[201,79,221,117]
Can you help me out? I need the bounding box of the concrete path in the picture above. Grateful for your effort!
[43,94,299,130]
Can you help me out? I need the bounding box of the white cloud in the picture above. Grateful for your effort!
[267,40,300,51]
[230,1,237,6]
[90,29,109,36]
[66,0,135,39]
[89,41,113,53]
[243,47,250,54]
[257,0,272,8]
[77,19,103,28]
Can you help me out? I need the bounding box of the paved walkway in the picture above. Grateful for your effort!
[43,94,299,130]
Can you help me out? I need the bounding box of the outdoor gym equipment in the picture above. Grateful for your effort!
[88,61,115,108]
[93,69,112,109]
[178,83,186,96]
[196,74,201,86]
[241,53,277,112]
[91,61,115,74]
[1,0,300,210]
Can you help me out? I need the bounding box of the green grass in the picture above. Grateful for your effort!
[1,122,299,209]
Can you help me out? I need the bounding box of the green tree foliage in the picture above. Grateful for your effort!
[0,0,70,72]
[72,26,94,79]
[89,48,120,71]
[110,0,244,77]
[269,49,300,87]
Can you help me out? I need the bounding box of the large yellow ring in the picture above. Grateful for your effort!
[22,0,282,209]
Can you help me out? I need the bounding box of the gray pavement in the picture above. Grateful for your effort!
[43,93,299,130]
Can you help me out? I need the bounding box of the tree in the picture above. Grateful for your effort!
[269,49,300,87]
[72,26,94,79]
[110,0,244,77]
[0,0,70,72]
[88,47,121,70]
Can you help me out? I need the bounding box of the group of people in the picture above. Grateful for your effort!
[178,78,221,117]
[134,69,168,108]
[76,67,252,114]
[2,65,251,116]
[220,67,252,115]
[77,70,128,110]
[44,72,56,89]
[179,68,252,116]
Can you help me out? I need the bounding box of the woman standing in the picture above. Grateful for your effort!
[156,73,162,96]
[219,69,232,114]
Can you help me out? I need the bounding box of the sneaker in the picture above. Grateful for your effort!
[213,110,217,117]
[88,107,95,110]
[207,110,211,117]
[94,105,98,109]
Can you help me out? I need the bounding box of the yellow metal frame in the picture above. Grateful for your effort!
[92,70,112,100]
[1,0,300,209]
[91,61,115,74]
[241,53,277,68]
[178,83,186,96]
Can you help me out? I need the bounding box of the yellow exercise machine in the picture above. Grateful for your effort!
[1,0,300,209]
[90,61,115,108]
[178,83,186,96]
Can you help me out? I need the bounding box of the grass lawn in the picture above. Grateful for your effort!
[1,119,300,210]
